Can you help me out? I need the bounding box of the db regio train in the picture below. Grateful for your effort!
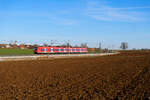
[34,47,88,54]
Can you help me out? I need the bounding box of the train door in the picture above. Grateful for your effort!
[51,48,53,53]
[59,48,61,53]
[44,48,47,53]
[70,48,72,53]
[64,48,66,53]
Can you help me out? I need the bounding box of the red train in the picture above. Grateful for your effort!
[34,47,88,54]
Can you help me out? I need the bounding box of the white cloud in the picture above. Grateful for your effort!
[85,1,150,22]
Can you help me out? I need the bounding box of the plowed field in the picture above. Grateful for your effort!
[0,51,150,100]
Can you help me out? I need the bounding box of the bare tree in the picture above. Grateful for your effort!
[81,43,88,48]
[43,43,49,47]
[120,42,128,50]
[99,42,102,50]
[66,40,70,47]
[74,44,79,47]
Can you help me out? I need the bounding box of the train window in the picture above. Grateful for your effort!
[66,49,69,51]
[53,49,59,51]
[61,49,64,51]
[41,49,44,51]
[45,48,48,51]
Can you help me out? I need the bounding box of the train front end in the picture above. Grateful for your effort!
[34,47,38,54]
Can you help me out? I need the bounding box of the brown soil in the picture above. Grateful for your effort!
[0,51,150,100]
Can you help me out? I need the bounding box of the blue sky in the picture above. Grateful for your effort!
[0,0,150,49]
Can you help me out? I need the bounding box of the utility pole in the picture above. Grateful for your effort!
[99,42,102,50]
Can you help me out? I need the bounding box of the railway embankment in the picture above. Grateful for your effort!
[0,53,119,62]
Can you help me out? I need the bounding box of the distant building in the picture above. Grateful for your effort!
[25,44,34,49]
[0,43,38,49]
[0,44,11,48]
[19,44,25,49]
[88,48,96,52]
[6,44,10,48]
[18,44,35,49]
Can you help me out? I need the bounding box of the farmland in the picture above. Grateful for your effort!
[0,48,33,56]
[0,51,150,99]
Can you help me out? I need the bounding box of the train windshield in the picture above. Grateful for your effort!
[34,47,37,50]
